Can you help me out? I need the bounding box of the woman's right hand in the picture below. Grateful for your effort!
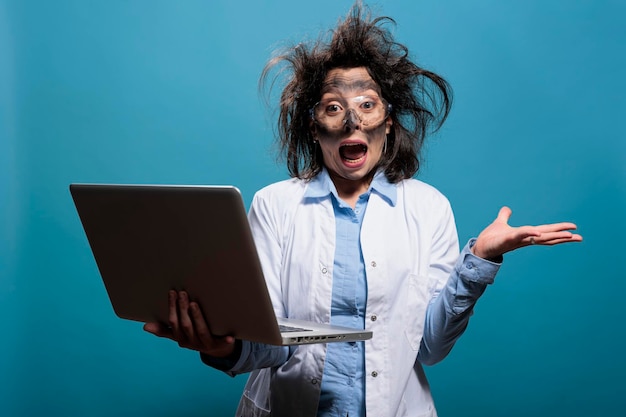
[143,290,237,359]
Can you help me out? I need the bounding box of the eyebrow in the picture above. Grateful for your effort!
[320,78,381,95]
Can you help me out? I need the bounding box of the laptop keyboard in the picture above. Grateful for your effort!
[279,324,313,333]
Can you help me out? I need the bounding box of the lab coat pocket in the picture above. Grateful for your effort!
[403,274,431,351]
[237,368,272,417]
[398,398,438,417]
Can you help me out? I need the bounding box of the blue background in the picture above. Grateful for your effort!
[1,1,624,416]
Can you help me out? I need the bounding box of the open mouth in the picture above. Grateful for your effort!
[339,143,368,163]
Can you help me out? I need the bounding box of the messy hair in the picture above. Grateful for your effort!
[260,1,452,182]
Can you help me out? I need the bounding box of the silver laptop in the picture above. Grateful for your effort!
[69,183,372,346]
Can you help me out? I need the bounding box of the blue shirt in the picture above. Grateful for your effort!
[304,169,397,417]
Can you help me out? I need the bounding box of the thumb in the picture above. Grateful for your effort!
[495,206,512,224]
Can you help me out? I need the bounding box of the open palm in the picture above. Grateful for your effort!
[471,207,583,260]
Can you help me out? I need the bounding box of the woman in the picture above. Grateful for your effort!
[144,4,582,416]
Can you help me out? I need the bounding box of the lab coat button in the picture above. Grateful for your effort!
[321,267,328,274]
[370,315,377,322]
[371,261,377,267]
[311,378,318,385]
[371,371,378,377]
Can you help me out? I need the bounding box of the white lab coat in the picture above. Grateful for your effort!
[227,176,499,417]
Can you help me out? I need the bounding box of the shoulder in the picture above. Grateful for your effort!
[395,178,457,231]
[394,178,455,224]
[250,178,309,216]
[398,178,450,206]
[248,178,310,239]
[253,178,307,201]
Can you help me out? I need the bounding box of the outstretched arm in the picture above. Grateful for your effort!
[418,206,582,365]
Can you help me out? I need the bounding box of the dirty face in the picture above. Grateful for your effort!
[310,67,392,193]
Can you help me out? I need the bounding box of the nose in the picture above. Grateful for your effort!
[343,109,361,131]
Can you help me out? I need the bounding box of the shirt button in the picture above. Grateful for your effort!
[370,314,377,322]
[311,378,318,385]
[371,261,377,268]
[371,371,378,378]
[466,262,474,269]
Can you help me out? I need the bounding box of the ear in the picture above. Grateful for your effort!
[309,119,318,139]
[385,116,393,135]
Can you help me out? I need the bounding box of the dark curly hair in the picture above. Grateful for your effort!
[260,1,452,182]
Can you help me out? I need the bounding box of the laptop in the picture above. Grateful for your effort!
[69,183,372,346]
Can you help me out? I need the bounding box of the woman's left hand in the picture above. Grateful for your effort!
[471,206,583,260]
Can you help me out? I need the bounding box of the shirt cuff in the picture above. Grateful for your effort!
[456,238,502,285]
[200,340,250,375]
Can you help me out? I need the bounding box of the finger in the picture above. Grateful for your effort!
[191,303,236,346]
[533,231,575,243]
[143,322,174,339]
[534,222,578,233]
[507,226,541,244]
[177,291,195,341]
[515,225,542,237]
[536,234,583,246]
[495,206,512,224]
[189,302,214,346]
[191,303,237,356]
[167,290,180,336]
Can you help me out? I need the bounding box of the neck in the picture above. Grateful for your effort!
[329,171,374,209]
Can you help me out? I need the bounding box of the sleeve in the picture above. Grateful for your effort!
[201,340,288,377]
[417,204,502,365]
[199,190,289,375]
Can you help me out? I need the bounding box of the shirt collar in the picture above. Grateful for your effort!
[304,168,397,207]
[370,169,397,206]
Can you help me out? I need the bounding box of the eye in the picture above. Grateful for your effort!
[324,103,343,115]
[360,101,376,111]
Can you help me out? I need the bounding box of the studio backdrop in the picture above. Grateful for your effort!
[1,1,624,416]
